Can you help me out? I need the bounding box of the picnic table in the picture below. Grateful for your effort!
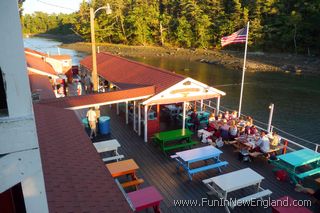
[233,135,285,158]
[106,159,144,190]
[178,111,210,126]
[153,129,197,153]
[269,148,320,184]
[127,186,163,213]
[171,146,228,180]
[203,168,272,213]
[162,104,181,119]
[93,139,124,162]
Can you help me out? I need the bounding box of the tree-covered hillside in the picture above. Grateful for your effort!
[21,0,320,54]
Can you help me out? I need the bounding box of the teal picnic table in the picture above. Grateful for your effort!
[153,129,197,153]
[270,149,320,184]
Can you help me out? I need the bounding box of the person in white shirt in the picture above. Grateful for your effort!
[254,131,270,153]
[86,107,97,139]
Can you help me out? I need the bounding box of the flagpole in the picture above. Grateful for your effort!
[238,21,250,118]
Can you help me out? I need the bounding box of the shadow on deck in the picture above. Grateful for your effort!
[95,106,317,213]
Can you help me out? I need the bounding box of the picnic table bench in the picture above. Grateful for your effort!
[153,129,197,153]
[172,146,228,180]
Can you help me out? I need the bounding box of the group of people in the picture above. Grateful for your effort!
[197,110,281,156]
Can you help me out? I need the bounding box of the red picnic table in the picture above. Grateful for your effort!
[127,186,163,213]
[272,196,313,213]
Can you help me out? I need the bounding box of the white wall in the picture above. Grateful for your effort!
[0,1,48,212]
[0,1,33,118]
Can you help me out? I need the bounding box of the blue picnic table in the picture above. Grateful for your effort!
[270,148,320,184]
[171,146,228,180]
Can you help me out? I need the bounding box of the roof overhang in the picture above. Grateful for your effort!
[142,77,226,105]
[41,86,155,110]
[27,67,59,79]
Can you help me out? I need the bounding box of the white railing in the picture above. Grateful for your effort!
[194,100,319,153]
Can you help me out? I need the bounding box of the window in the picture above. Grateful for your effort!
[0,67,8,116]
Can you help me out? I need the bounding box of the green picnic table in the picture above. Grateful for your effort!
[270,148,320,184]
[153,129,197,153]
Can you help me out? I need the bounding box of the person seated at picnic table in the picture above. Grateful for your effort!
[245,121,253,134]
[246,116,254,126]
[216,113,223,121]
[231,110,238,120]
[220,119,230,140]
[238,126,246,136]
[206,122,216,132]
[269,131,280,149]
[229,120,238,140]
[208,112,216,123]
[190,109,200,131]
[251,131,270,154]
[223,111,230,120]
[250,125,258,135]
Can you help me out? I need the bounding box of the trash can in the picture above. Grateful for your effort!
[99,116,110,135]
[82,118,89,128]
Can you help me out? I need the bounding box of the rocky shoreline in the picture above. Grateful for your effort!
[61,42,320,75]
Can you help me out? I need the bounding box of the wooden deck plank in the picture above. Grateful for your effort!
[95,106,317,213]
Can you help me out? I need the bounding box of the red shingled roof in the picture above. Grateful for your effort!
[41,86,155,109]
[28,74,56,100]
[26,53,56,76]
[80,52,185,94]
[34,104,132,212]
[25,48,47,57]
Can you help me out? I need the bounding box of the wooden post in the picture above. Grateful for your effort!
[182,101,186,130]
[157,104,160,120]
[144,105,148,142]
[133,101,136,131]
[138,103,141,136]
[125,101,128,124]
[90,7,98,92]
[216,96,220,116]
[116,103,119,115]
[282,140,288,154]
[194,101,197,110]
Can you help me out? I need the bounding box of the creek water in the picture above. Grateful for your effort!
[24,37,320,147]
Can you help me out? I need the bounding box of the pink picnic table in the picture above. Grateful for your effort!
[127,186,163,213]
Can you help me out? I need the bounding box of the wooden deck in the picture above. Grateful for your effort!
[95,106,318,213]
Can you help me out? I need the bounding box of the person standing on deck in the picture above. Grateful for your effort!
[84,74,91,94]
[87,107,97,139]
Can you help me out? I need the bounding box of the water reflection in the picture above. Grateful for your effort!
[129,57,320,144]
[23,37,320,144]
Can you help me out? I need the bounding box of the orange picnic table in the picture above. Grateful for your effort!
[106,159,139,178]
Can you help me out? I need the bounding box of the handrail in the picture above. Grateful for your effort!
[195,100,319,152]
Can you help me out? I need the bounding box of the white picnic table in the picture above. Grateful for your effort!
[93,139,124,162]
[203,168,272,213]
[172,146,228,180]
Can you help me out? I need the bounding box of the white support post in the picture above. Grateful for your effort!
[267,103,274,133]
[116,103,119,115]
[125,101,128,124]
[182,101,186,130]
[144,105,148,142]
[200,99,204,111]
[138,104,141,136]
[133,101,136,131]
[216,96,220,116]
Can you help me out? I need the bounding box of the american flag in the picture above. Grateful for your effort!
[221,26,248,47]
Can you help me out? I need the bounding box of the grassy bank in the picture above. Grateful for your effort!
[61,42,320,75]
